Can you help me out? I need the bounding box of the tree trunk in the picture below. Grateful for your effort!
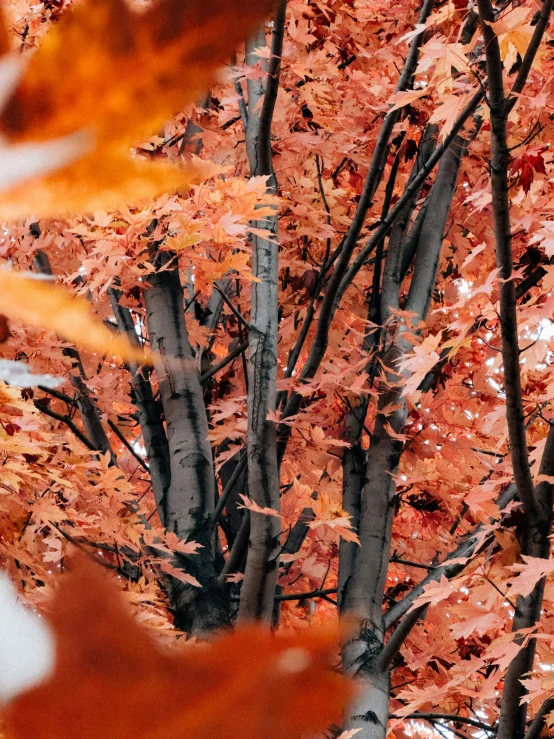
[239,3,286,622]
[108,287,170,517]
[476,0,554,733]
[144,252,228,633]
[340,130,468,738]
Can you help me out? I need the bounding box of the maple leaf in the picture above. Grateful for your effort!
[0,272,148,364]
[397,333,442,396]
[2,558,353,739]
[450,611,503,640]
[412,575,454,608]
[0,53,90,200]
[510,150,547,194]
[157,560,201,588]
[388,88,429,112]
[488,7,534,70]
[238,493,282,518]
[0,0,276,216]
[429,92,477,138]
[508,555,554,598]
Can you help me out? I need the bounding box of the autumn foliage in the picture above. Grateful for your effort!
[2,0,554,737]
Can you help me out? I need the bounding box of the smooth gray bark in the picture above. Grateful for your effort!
[239,3,286,621]
[144,253,227,633]
[341,130,469,739]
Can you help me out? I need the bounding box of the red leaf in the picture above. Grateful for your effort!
[3,558,353,739]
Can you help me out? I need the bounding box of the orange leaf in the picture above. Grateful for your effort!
[0,0,276,214]
[508,555,554,598]
[3,558,353,739]
[238,493,282,518]
[0,272,148,364]
[0,152,196,220]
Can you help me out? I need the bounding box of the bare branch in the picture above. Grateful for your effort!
[200,340,249,385]
[523,697,554,739]
[398,713,495,733]
[107,419,149,473]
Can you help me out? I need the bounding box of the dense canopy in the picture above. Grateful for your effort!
[1,0,554,737]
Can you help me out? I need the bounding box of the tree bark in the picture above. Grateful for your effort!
[341,351,408,738]
[477,0,536,517]
[108,287,170,517]
[476,1,554,734]
[340,130,469,739]
[381,123,437,318]
[338,124,438,611]
[239,2,286,622]
[144,252,227,633]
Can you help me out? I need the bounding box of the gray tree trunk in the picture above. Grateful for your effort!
[340,133,467,739]
[144,252,228,633]
[239,4,286,621]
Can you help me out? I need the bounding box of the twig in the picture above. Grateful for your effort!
[107,419,149,472]
[200,341,249,385]
[37,385,75,405]
[397,713,495,733]
[214,284,257,333]
[211,453,247,525]
[34,400,96,451]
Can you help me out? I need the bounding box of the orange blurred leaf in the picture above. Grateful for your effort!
[0,0,276,215]
[3,558,353,739]
[0,152,196,220]
[0,272,148,364]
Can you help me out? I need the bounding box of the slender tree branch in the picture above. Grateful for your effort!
[214,284,257,333]
[233,75,249,130]
[282,0,436,395]
[107,419,149,472]
[516,265,547,300]
[384,482,517,629]
[398,713,495,733]
[239,1,287,622]
[37,385,75,405]
[478,0,536,517]
[200,340,249,385]
[338,90,483,303]
[256,0,287,175]
[281,238,345,385]
[108,286,170,515]
[69,374,115,462]
[211,453,248,525]
[509,0,554,102]
[522,696,554,739]
[219,511,250,586]
[278,88,484,457]
[391,556,435,571]
[379,604,427,670]
[34,399,96,451]
[275,587,337,601]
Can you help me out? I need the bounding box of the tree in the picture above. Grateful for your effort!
[2,0,554,737]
